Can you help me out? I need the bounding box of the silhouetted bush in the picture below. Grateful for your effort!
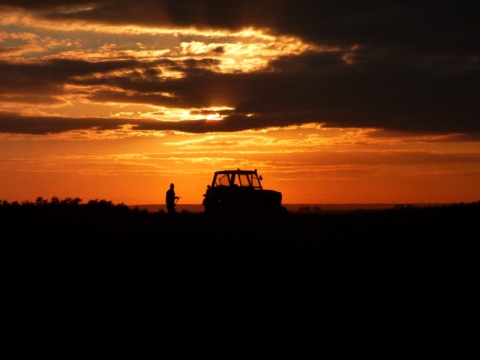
[0,196,131,215]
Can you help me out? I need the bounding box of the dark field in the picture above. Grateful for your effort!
[2,200,478,358]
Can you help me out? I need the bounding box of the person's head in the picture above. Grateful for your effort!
[170,183,174,189]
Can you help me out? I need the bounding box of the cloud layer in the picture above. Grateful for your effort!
[1,1,479,135]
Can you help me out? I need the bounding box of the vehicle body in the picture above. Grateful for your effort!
[202,169,288,215]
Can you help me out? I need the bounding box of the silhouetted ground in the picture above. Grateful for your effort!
[1,200,478,358]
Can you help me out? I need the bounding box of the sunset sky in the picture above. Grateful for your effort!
[1,1,479,206]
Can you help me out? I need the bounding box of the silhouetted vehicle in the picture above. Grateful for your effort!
[202,169,288,215]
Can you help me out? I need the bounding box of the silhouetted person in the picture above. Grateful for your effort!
[202,185,211,207]
[166,183,179,214]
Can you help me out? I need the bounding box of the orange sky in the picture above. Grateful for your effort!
[1,2,479,205]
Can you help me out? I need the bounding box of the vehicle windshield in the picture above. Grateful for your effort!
[237,173,262,188]
[214,172,262,188]
[215,174,231,186]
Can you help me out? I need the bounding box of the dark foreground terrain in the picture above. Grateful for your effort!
[1,199,479,358]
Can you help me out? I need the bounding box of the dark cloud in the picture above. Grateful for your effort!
[6,1,478,55]
[0,59,138,88]
[1,1,479,135]
[0,110,312,135]
[0,111,124,134]
[1,51,479,134]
